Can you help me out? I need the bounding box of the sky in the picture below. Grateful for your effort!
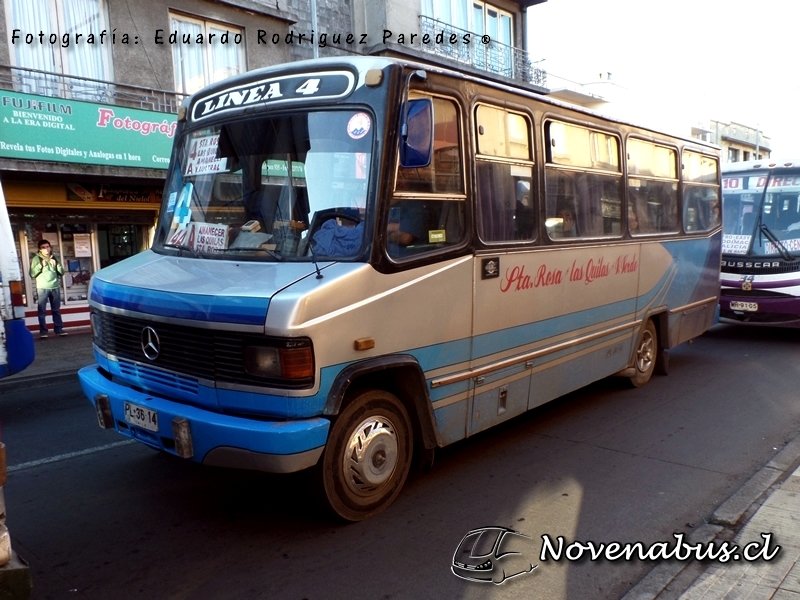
[526,0,800,156]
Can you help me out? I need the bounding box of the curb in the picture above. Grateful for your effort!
[620,432,800,600]
[0,371,80,394]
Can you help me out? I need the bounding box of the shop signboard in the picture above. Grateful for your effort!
[0,91,177,169]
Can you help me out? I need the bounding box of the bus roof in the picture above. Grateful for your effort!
[722,159,800,173]
[182,55,718,152]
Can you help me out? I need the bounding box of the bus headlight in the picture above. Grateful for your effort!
[244,343,314,380]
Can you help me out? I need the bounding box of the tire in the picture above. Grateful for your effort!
[320,389,413,522]
[629,320,657,388]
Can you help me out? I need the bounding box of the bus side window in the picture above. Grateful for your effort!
[394,98,462,195]
[545,120,621,240]
[388,95,465,260]
[477,162,527,242]
[475,104,534,243]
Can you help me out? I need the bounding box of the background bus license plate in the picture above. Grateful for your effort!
[730,301,758,312]
[124,402,158,432]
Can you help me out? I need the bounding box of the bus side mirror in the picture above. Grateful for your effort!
[400,98,433,169]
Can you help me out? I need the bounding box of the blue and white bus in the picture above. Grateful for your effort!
[79,56,721,520]
[0,179,34,379]
[720,159,800,326]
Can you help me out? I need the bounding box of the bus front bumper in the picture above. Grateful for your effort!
[78,365,329,473]
[719,295,800,327]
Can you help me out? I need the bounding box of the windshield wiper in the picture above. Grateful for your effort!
[226,247,284,261]
[164,243,202,258]
[758,224,794,261]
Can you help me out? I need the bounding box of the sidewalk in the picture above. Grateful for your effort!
[0,326,95,393]
[677,463,800,599]
[625,436,800,600]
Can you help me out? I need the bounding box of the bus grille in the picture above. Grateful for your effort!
[92,310,306,388]
[721,259,800,275]
[117,359,200,394]
[720,289,792,299]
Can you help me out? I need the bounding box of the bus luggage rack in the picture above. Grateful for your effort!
[92,310,300,388]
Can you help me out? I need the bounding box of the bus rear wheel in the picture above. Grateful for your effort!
[629,320,657,388]
[320,389,413,522]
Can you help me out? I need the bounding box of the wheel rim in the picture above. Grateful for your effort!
[636,330,655,373]
[342,416,399,497]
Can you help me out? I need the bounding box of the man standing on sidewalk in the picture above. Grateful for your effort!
[29,239,66,339]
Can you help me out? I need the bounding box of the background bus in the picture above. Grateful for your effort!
[0,178,34,379]
[79,56,721,520]
[720,159,800,326]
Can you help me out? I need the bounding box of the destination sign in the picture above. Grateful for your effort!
[190,71,356,122]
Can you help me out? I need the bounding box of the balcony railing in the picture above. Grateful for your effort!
[418,15,546,87]
[0,65,185,114]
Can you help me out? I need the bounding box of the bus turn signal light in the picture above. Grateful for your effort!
[280,347,314,379]
[9,280,26,307]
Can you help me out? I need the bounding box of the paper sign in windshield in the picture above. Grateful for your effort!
[765,238,800,254]
[184,135,228,176]
[722,234,751,255]
[167,222,229,252]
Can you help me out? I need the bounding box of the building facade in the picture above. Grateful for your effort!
[1,0,549,332]
[286,0,548,88]
[707,120,771,163]
[0,0,295,331]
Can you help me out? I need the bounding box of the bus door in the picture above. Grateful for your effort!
[466,105,536,436]
[469,251,534,436]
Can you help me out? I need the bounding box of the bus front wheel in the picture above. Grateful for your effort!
[320,389,413,522]
[629,320,657,388]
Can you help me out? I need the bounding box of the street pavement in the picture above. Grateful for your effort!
[2,328,800,599]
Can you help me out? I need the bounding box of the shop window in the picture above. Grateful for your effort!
[26,223,95,304]
[170,13,245,95]
[97,224,146,268]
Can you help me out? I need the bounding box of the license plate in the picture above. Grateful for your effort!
[730,301,758,312]
[124,402,159,432]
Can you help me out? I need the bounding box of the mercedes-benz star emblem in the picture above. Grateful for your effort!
[141,326,161,360]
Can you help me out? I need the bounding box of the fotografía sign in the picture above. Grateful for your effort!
[0,91,177,169]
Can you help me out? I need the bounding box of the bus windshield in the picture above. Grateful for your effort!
[154,109,374,260]
[722,169,800,258]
